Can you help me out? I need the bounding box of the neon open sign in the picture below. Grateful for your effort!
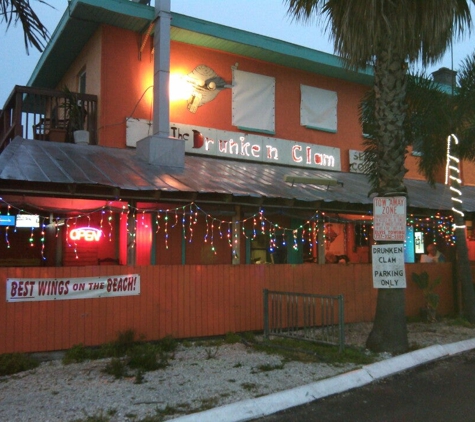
[69,227,103,242]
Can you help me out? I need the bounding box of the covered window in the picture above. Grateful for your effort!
[232,69,275,134]
[300,84,337,133]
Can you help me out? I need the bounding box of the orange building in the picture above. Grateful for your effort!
[1,0,472,267]
[0,0,472,353]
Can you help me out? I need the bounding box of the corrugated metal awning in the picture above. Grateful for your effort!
[0,137,473,215]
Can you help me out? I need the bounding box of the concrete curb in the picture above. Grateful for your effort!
[173,338,475,422]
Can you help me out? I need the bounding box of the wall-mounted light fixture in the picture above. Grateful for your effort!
[170,65,231,113]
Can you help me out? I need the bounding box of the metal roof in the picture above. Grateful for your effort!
[25,0,373,94]
[0,137,471,216]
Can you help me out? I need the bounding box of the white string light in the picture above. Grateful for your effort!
[445,134,466,229]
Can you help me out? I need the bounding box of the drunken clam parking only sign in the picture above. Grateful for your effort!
[372,244,406,288]
[373,196,406,241]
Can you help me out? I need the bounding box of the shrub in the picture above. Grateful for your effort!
[157,335,177,353]
[205,346,219,359]
[241,332,256,343]
[256,362,285,372]
[63,343,93,364]
[127,344,169,371]
[134,369,145,384]
[412,271,441,322]
[63,330,177,377]
[113,329,137,355]
[103,358,128,379]
[224,332,241,344]
[0,353,39,376]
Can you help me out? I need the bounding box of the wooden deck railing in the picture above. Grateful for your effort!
[0,86,98,152]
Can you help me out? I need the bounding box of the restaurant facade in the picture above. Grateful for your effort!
[0,0,474,353]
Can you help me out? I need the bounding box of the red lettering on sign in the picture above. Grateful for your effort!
[69,227,102,242]
[10,281,35,298]
[37,280,70,296]
[107,276,137,293]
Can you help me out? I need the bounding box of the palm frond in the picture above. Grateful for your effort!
[0,0,52,54]
[285,0,472,69]
[454,51,475,162]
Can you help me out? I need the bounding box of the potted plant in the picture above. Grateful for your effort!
[62,86,89,143]
[411,271,441,322]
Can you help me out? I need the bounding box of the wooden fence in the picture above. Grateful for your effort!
[0,263,455,354]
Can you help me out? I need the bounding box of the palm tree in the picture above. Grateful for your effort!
[0,0,51,53]
[285,0,474,353]
[363,55,475,324]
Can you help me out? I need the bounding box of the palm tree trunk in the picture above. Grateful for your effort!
[366,287,408,353]
[366,46,409,354]
[454,215,475,322]
[448,149,475,322]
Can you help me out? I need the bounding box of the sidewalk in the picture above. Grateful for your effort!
[173,337,475,422]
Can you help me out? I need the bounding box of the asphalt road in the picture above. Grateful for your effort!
[255,349,475,422]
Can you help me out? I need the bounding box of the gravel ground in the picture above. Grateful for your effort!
[1,321,474,422]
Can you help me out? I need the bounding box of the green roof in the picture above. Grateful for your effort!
[28,0,373,90]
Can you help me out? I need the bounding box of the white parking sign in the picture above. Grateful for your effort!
[372,244,406,288]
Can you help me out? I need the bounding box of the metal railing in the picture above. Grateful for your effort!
[0,86,98,152]
[263,289,345,352]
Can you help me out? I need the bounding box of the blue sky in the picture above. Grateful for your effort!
[1,0,473,106]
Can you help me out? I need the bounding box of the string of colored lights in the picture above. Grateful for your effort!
[0,197,460,260]
[407,214,456,246]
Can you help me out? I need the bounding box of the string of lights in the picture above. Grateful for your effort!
[0,197,460,260]
[445,134,466,230]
